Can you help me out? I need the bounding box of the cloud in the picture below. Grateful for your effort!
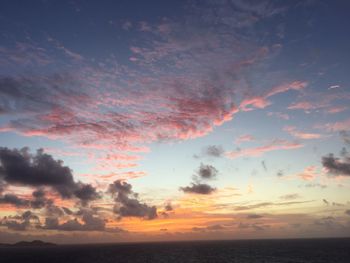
[0,147,99,203]
[30,189,49,209]
[226,139,303,159]
[0,194,29,207]
[283,126,322,140]
[326,106,347,114]
[234,200,313,211]
[239,81,307,112]
[297,166,318,181]
[238,222,270,231]
[180,183,216,195]
[340,131,350,145]
[192,224,225,232]
[322,152,350,177]
[74,183,100,206]
[0,0,310,178]
[0,188,51,209]
[246,214,264,219]
[164,203,173,211]
[180,163,218,194]
[196,163,218,180]
[303,183,327,189]
[202,145,224,158]
[42,210,106,232]
[1,211,39,231]
[108,180,157,220]
[267,112,290,120]
[279,194,301,200]
[235,134,255,144]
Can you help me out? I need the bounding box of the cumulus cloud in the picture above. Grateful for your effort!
[0,147,99,203]
[322,151,350,177]
[0,188,51,209]
[180,163,218,194]
[42,212,106,232]
[197,163,218,180]
[202,145,224,158]
[0,194,29,207]
[180,183,216,195]
[108,180,157,220]
[1,211,39,231]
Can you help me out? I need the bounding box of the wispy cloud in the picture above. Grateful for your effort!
[283,126,323,140]
[226,139,303,159]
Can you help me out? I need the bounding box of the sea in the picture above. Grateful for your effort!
[1,238,349,263]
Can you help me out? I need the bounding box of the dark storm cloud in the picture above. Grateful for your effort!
[2,220,29,231]
[0,194,29,207]
[0,147,75,196]
[322,152,350,176]
[0,147,99,203]
[180,183,216,195]
[1,210,39,231]
[0,188,50,209]
[108,180,157,220]
[74,183,100,206]
[197,163,218,180]
[45,202,65,217]
[203,145,224,158]
[30,189,49,209]
[42,209,107,232]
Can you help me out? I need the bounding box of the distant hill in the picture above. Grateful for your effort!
[0,240,56,247]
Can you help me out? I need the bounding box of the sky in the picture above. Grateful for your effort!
[0,0,350,244]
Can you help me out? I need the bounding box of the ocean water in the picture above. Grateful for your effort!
[1,238,349,263]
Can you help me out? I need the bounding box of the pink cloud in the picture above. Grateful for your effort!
[323,118,350,132]
[0,7,311,176]
[297,166,318,181]
[326,106,347,114]
[265,81,307,97]
[226,139,303,159]
[239,81,307,112]
[283,126,323,140]
[235,134,255,144]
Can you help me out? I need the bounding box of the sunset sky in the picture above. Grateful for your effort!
[0,0,350,244]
